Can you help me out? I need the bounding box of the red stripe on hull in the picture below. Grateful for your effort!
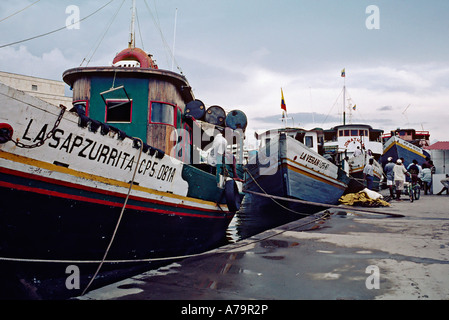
[0,180,227,220]
[0,166,227,216]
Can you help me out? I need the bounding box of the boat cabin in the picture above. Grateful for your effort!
[255,127,325,155]
[323,124,384,161]
[382,128,430,147]
[63,47,246,172]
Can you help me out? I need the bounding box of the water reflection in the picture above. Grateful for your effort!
[225,193,310,243]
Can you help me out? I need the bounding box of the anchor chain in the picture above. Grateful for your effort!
[11,104,66,149]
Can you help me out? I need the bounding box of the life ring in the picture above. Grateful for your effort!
[224,179,241,213]
[0,123,13,144]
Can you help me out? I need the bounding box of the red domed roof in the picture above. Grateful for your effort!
[112,47,158,69]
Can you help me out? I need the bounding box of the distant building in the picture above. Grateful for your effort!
[425,141,449,192]
[0,71,72,107]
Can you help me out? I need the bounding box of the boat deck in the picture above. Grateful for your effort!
[79,192,449,301]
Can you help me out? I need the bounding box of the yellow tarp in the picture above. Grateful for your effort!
[339,191,391,207]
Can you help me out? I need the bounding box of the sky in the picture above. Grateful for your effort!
[1,0,449,148]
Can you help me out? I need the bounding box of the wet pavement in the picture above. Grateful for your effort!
[78,193,449,300]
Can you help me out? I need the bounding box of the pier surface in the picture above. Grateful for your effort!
[80,194,449,300]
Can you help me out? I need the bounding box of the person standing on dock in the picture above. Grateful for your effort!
[363,158,375,190]
[422,158,435,194]
[422,166,432,195]
[384,157,396,198]
[436,174,449,195]
[393,159,408,201]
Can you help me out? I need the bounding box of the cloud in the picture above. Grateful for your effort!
[377,106,393,111]
[253,112,340,128]
[350,64,449,94]
[0,45,74,80]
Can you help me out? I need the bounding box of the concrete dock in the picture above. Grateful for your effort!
[79,193,449,300]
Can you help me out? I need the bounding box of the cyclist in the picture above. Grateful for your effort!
[407,161,420,185]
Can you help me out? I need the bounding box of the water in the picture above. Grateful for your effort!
[225,193,310,243]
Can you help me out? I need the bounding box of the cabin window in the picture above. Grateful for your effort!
[344,130,350,136]
[31,84,38,91]
[351,130,358,136]
[150,102,175,126]
[305,136,314,148]
[105,99,132,122]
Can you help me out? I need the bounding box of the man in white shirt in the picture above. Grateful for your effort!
[207,133,227,167]
[354,146,363,157]
[393,159,409,201]
[363,158,375,190]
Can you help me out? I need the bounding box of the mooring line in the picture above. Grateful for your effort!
[243,167,404,218]
[243,168,314,216]
[81,137,144,296]
[0,205,332,272]
[244,189,404,218]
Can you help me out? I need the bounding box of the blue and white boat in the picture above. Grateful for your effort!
[244,127,350,214]
[381,134,431,168]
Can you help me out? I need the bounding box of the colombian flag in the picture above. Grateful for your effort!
[341,68,346,77]
[281,88,287,112]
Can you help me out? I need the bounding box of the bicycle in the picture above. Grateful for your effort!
[405,181,421,202]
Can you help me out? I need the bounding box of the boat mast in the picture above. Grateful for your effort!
[341,69,353,125]
[343,86,346,125]
[171,8,178,71]
[343,74,346,125]
[128,0,136,48]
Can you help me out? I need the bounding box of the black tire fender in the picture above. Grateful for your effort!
[225,179,240,213]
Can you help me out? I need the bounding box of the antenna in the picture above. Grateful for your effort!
[171,8,178,71]
[128,0,136,48]
[402,104,411,124]
[309,87,315,125]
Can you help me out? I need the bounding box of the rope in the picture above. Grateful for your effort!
[245,190,404,218]
[0,0,41,23]
[244,168,309,215]
[0,0,115,49]
[244,164,404,217]
[81,137,144,295]
[0,208,332,266]
[0,156,403,294]
[80,0,126,67]
[143,0,184,74]
[0,168,334,267]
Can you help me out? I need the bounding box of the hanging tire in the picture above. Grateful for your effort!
[225,179,241,213]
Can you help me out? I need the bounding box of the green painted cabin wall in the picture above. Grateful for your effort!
[88,76,149,142]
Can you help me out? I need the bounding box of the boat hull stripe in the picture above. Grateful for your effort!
[283,160,346,190]
[0,166,224,213]
[0,150,217,206]
[0,179,228,219]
